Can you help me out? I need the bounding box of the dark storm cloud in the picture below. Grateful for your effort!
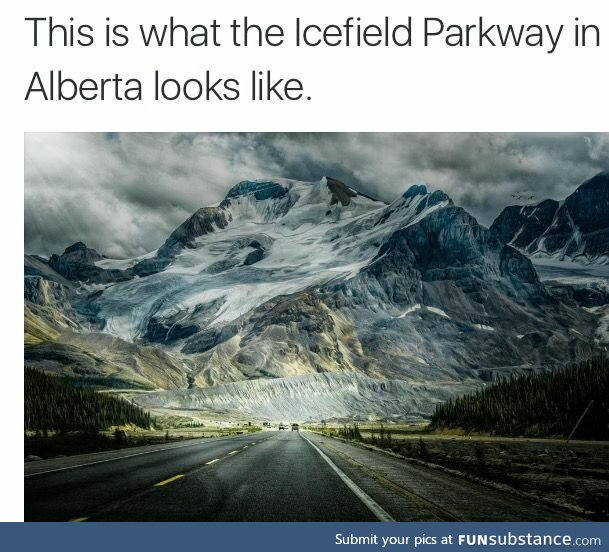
[25,133,609,258]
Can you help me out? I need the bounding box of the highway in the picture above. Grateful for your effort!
[24,431,580,522]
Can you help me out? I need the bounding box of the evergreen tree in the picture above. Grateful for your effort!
[25,368,153,432]
[430,357,609,439]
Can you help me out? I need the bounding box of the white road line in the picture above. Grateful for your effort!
[228,450,239,455]
[24,436,246,478]
[205,459,220,465]
[301,433,395,522]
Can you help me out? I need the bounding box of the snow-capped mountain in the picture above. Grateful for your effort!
[24,177,605,420]
[490,172,609,265]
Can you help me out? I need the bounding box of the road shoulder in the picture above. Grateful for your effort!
[305,431,583,522]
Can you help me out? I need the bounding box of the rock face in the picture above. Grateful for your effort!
[25,276,72,310]
[48,242,131,283]
[132,207,232,276]
[24,176,605,420]
[490,172,609,264]
[137,373,481,421]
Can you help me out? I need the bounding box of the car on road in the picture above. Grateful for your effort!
[278,423,287,430]
[291,423,299,431]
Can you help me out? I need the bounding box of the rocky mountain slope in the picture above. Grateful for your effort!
[24,176,606,420]
[490,172,609,265]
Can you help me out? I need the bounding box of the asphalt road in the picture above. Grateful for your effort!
[25,431,374,522]
[25,431,580,522]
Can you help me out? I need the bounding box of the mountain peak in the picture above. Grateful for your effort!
[393,185,453,213]
[573,171,609,195]
[490,171,609,263]
[47,241,121,283]
[325,176,357,206]
[60,241,104,262]
[224,180,288,202]
[63,241,89,255]
[403,184,428,198]
[159,206,231,258]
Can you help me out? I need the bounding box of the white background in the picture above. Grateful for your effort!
[1,0,608,522]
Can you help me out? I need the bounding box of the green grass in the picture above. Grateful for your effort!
[24,306,59,345]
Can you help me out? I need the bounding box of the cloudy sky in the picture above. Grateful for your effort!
[25,132,609,259]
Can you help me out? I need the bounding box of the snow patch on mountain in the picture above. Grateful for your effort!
[426,306,450,319]
[95,249,159,270]
[396,304,422,318]
[94,178,451,342]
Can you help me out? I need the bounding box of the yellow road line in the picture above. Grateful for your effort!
[205,458,220,465]
[154,474,185,487]
[228,450,239,455]
[69,517,89,522]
